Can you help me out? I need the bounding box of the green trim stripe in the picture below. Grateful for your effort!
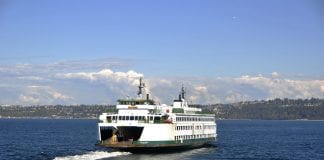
[133,137,215,145]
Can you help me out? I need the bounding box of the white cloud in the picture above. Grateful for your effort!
[321,85,324,93]
[1,60,324,105]
[27,86,72,100]
[59,69,143,88]
[56,70,324,104]
[144,74,324,104]
[16,86,74,105]
[19,95,40,104]
[234,74,324,100]
[225,92,242,103]
[49,90,72,100]
[271,72,280,77]
[195,86,208,93]
[17,76,44,81]
[60,69,142,80]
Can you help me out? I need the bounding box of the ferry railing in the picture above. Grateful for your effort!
[106,118,172,124]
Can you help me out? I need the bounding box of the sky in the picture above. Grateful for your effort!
[0,0,324,105]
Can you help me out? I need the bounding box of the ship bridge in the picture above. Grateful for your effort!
[116,99,155,109]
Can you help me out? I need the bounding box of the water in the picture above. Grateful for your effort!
[0,119,323,160]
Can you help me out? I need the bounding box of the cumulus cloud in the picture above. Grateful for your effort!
[53,69,146,104]
[271,72,280,77]
[0,59,133,105]
[19,95,40,104]
[18,86,73,105]
[321,86,324,93]
[59,69,142,82]
[143,74,324,104]
[1,60,324,106]
[233,75,324,100]
[195,86,208,93]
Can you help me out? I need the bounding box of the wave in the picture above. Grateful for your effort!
[53,151,131,160]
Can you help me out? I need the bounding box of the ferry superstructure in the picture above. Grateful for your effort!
[97,78,217,152]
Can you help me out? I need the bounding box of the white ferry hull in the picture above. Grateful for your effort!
[97,122,217,152]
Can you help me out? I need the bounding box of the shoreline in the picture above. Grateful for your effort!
[0,117,97,120]
[1,117,323,121]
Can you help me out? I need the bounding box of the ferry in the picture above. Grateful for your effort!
[97,78,217,152]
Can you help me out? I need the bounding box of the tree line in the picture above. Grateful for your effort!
[1,98,324,120]
[195,98,324,120]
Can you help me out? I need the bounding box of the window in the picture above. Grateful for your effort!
[155,116,161,121]
[130,116,134,120]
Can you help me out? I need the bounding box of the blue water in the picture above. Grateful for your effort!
[0,119,323,160]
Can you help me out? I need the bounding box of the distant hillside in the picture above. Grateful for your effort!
[0,105,114,119]
[1,98,324,120]
[195,98,324,120]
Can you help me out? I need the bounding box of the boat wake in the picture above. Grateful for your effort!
[53,151,130,160]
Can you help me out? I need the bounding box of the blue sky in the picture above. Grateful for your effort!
[1,0,323,77]
[0,0,324,105]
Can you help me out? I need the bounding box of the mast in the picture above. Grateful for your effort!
[181,84,185,100]
[137,77,145,98]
